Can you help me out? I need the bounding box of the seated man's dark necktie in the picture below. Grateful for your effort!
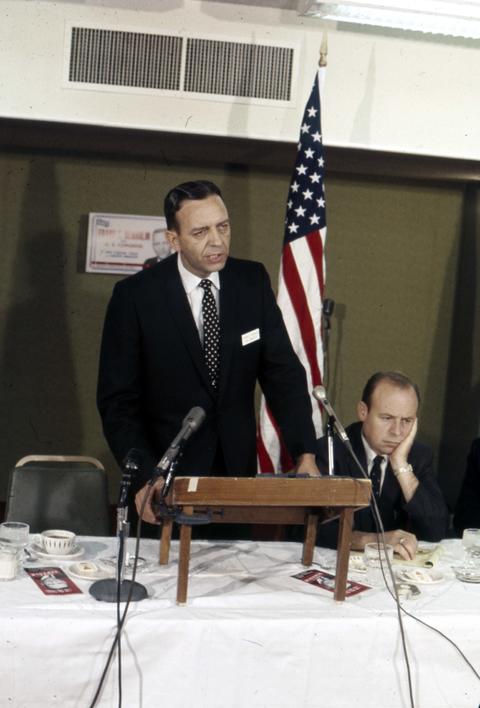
[370,455,383,499]
[199,279,220,390]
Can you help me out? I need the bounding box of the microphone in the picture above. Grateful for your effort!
[118,448,144,507]
[156,406,206,474]
[122,448,144,472]
[322,298,335,317]
[312,386,350,444]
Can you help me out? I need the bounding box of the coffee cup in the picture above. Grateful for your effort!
[36,529,76,555]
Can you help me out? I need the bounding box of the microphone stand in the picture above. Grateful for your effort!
[321,298,335,389]
[90,466,147,603]
[325,415,335,476]
[154,455,212,527]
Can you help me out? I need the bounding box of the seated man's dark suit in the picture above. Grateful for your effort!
[97,253,316,489]
[315,421,448,548]
[454,438,480,534]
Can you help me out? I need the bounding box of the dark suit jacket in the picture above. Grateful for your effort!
[454,438,480,534]
[315,422,448,547]
[97,254,316,488]
[143,257,159,269]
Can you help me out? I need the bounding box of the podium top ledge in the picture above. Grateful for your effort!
[166,475,371,508]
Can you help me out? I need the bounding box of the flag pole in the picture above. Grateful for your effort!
[257,43,329,472]
[318,33,332,395]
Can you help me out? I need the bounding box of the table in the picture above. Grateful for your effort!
[0,537,479,707]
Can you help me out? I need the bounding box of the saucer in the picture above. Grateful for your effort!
[29,543,84,561]
[454,567,480,583]
[99,556,156,575]
[397,568,444,585]
[68,561,112,581]
[348,555,367,573]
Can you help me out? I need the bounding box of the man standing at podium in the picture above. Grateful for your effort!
[97,180,319,526]
[315,371,448,559]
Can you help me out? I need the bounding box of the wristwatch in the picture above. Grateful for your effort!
[392,463,413,477]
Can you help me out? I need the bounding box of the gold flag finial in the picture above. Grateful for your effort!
[319,33,328,67]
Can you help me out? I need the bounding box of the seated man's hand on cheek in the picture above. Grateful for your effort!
[390,418,418,470]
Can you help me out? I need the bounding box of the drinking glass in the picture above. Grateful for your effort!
[0,522,30,565]
[0,544,19,580]
[363,543,394,587]
[462,528,480,570]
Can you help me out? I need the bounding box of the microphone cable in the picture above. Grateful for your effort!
[88,484,151,708]
[338,439,416,708]
[329,435,480,705]
[383,577,480,681]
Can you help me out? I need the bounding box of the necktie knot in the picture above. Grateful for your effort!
[200,279,212,291]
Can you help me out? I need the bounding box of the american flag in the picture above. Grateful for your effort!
[257,67,327,472]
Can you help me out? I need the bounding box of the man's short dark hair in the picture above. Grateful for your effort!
[164,180,223,231]
[361,371,421,409]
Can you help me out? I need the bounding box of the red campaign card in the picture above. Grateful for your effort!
[25,567,82,595]
[292,569,370,597]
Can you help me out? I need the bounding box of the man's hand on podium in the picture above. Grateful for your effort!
[135,479,164,525]
[295,453,321,477]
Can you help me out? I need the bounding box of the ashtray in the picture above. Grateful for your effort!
[454,567,480,583]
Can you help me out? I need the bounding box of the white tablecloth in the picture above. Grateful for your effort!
[0,537,479,708]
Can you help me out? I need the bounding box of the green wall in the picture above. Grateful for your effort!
[0,141,478,509]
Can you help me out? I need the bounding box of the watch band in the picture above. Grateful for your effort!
[392,463,413,477]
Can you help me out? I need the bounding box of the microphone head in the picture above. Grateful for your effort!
[122,448,145,471]
[322,298,335,317]
[183,406,206,431]
[312,385,327,403]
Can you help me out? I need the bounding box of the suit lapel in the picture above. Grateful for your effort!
[218,261,236,399]
[157,256,215,397]
[348,424,368,478]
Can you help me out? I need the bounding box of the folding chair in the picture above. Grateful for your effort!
[5,455,111,535]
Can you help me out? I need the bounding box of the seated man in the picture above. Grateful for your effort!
[453,438,480,534]
[316,371,448,560]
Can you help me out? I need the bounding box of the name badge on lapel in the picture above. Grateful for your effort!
[241,328,260,346]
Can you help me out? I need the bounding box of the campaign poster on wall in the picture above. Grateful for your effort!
[86,213,171,274]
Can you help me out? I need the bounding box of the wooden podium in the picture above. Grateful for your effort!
[158,476,371,604]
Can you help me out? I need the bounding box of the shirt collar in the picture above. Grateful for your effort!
[361,432,386,468]
[176,253,221,295]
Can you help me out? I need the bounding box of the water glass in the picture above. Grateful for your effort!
[363,543,394,587]
[462,528,480,570]
[0,522,30,566]
[0,522,30,550]
[0,544,20,580]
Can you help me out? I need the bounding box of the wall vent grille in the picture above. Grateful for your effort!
[68,27,294,102]
[184,38,293,101]
[69,27,183,90]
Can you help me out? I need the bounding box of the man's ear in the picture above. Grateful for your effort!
[166,229,179,252]
[357,400,368,422]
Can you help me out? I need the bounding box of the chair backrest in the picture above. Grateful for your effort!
[5,455,111,535]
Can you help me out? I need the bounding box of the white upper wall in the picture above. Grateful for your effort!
[0,0,479,160]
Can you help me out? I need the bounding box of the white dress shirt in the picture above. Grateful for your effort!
[176,254,220,344]
[361,433,388,494]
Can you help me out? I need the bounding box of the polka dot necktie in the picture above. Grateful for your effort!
[370,455,383,499]
[199,279,220,390]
